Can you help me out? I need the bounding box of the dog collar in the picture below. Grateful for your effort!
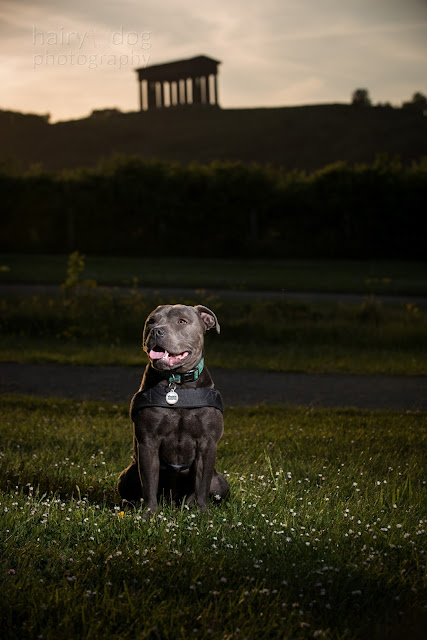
[157,357,204,385]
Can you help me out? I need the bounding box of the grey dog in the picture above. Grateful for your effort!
[117,304,229,516]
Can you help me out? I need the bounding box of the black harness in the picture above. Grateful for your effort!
[130,386,223,421]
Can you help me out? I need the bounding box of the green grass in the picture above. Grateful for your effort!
[1,289,426,375]
[0,396,426,639]
[1,335,426,376]
[1,254,427,295]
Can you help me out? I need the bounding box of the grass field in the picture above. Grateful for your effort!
[1,286,426,375]
[0,396,425,640]
[1,254,425,640]
[1,254,426,375]
[1,254,427,296]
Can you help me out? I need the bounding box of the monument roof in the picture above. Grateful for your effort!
[136,55,221,81]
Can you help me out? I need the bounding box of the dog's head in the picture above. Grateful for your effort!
[143,304,220,372]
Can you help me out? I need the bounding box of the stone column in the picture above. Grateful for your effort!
[213,74,219,105]
[139,79,144,111]
[178,79,186,105]
[147,81,156,110]
[153,80,162,109]
[192,77,202,104]
[204,75,211,105]
[162,82,168,107]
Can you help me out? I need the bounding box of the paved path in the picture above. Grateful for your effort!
[1,362,425,410]
[1,284,426,306]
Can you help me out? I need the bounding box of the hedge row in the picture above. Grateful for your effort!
[1,156,426,259]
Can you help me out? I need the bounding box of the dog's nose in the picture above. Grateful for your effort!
[153,327,166,339]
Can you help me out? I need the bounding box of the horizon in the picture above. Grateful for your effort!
[1,99,419,126]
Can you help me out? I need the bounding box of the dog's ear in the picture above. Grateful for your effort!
[194,305,220,334]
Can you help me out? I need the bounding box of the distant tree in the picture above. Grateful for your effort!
[411,92,427,107]
[402,92,427,112]
[351,88,372,107]
[90,108,122,119]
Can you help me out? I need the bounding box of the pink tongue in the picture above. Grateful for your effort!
[149,349,189,365]
[149,349,167,360]
[168,351,189,366]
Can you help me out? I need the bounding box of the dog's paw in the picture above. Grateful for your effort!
[185,493,196,506]
[142,507,157,521]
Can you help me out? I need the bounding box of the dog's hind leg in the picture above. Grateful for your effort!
[209,470,229,501]
[117,460,143,501]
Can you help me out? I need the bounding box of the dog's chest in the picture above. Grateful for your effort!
[135,406,223,442]
[136,406,222,466]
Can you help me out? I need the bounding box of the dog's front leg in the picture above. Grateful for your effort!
[137,439,160,518]
[194,441,217,512]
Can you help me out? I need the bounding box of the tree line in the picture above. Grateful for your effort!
[1,156,426,259]
[351,89,427,112]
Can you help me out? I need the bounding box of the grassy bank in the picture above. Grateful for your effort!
[2,104,427,172]
[1,288,426,375]
[1,255,427,296]
[0,396,425,639]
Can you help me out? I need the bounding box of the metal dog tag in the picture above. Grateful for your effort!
[166,385,179,405]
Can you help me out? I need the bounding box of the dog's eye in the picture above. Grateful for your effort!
[178,318,187,325]
[146,317,155,325]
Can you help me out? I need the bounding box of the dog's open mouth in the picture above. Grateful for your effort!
[149,346,190,368]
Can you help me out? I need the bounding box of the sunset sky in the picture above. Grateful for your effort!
[1,0,427,122]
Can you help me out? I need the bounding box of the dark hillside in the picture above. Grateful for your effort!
[1,104,426,171]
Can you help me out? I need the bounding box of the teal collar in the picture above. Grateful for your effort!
[157,357,205,384]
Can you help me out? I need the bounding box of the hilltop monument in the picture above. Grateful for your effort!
[135,55,221,111]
